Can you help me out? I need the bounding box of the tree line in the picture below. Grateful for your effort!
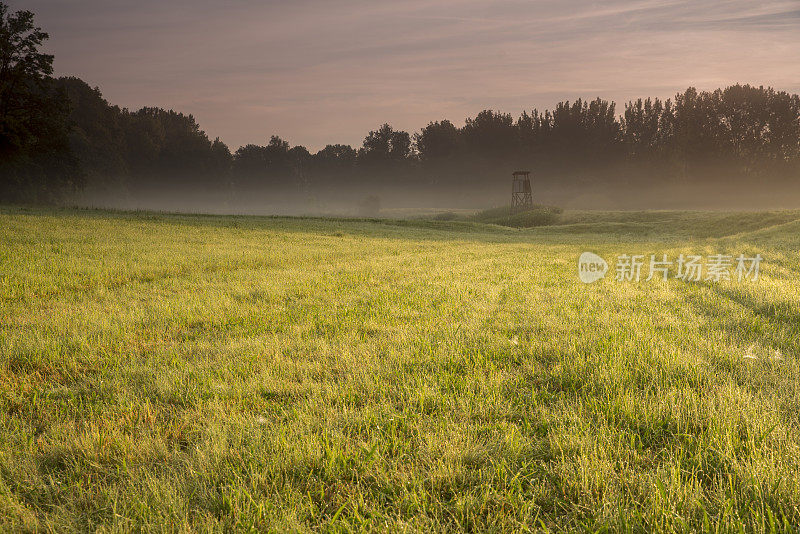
[1,3,799,204]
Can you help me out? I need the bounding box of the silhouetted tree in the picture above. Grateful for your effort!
[209,137,232,186]
[232,144,267,189]
[288,144,311,190]
[462,110,517,160]
[309,144,357,189]
[55,77,128,186]
[360,124,411,163]
[414,120,462,185]
[231,136,306,192]
[0,3,82,202]
[262,135,294,186]
[314,144,357,170]
[415,120,461,162]
[546,98,621,174]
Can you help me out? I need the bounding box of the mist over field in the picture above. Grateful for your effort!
[19,78,800,216]
[52,78,800,216]
[76,180,800,217]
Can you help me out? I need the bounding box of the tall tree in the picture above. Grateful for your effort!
[0,3,81,202]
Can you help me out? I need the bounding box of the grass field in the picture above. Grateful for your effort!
[3,206,800,532]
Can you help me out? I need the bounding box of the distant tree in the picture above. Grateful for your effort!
[122,108,164,183]
[360,124,411,163]
[123,107,226,189]
[543,98,622,178]
[314,144,357,169]
[414,120,462,185]
[288,144,311,189]
[55,77,128,185]
[415,120,461,162]
[462,110,516,159]
[209,137,232,184]
[263,135,293,184]
[230,135,306,191]
[671,87,722,179]
[232,144,267,189]
[516,110,544,149]
[761,88,800,170]
[267,135,289,153]
[714,85,800,177]
[0,3,82,202]
[622,98,663,158]
[584,97,621,158]
[309,144,356,188]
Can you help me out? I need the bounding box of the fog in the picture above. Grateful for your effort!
[72,175,800,218]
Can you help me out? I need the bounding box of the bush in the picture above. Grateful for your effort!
[469,205,562,228]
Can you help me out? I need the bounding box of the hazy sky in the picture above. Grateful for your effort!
[11,0,800,151]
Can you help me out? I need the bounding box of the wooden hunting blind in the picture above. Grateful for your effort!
[511,171,533,211]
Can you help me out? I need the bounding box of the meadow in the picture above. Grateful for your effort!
[2,206,800,532]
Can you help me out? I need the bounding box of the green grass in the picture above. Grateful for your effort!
[435,205,564,228]
[2,206,800,532]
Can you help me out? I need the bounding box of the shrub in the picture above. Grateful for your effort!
[469,205,562,227]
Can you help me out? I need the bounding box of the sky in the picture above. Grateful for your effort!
[11,0,800,152]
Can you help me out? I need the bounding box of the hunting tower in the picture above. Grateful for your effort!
[511,171,533,211]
